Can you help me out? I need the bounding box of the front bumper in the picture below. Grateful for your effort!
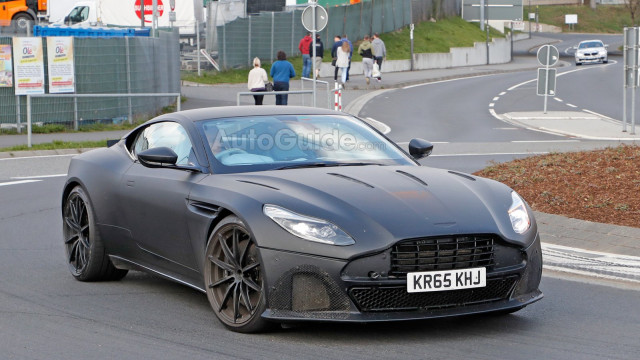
[576,54,606,63]
[259,233,543,322]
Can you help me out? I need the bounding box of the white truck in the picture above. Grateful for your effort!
[52,0,204,35]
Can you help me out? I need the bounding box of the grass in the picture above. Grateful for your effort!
[535,4,631,33]
[182,17,504,85]
[0,140,107,152]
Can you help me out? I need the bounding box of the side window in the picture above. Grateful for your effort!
[68,6,89,24]
[132,122,194,166]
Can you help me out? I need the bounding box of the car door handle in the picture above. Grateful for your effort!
[126,180,135,187]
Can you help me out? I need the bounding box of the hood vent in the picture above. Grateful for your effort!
[448,171,476,182]
[236,180,280,190]
[395,170,428,187]
[327,173,374,188]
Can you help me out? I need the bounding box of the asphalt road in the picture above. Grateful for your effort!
[1,33,639,359]
[1,155,639,360]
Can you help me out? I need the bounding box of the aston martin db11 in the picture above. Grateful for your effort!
[62,106,543,332]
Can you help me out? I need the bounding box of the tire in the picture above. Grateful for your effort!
[575,62,582,66]
[603,59,608,64]
[12,13,33,33]
[62,186,128,281]
[204,216,270,333]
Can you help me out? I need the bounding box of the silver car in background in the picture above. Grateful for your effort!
[574,40,608,65]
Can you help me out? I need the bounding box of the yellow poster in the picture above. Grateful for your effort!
[0,45,12,88]
[12,37,45,95]
[47,37,75,94]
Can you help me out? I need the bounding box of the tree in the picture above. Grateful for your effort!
[626,0,640,26]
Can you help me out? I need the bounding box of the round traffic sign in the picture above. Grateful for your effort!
[537,45,559,67]
[301,5,328,32]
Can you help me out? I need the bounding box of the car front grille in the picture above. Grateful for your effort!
[349,276,518,312]
[390,235,495,277]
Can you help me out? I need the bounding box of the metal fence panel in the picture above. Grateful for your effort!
[1,28,180,133]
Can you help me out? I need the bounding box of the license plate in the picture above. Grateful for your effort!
[407,267,486,293]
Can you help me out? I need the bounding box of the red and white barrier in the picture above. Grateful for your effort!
[334,82,342,111]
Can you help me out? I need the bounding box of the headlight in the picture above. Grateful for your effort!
[508,192,531,234]
[263,205,355,246]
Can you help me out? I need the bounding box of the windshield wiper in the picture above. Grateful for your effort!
[275,162,384,170]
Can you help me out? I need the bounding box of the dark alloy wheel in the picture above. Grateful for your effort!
[204,216,269,333]
[62,186,127,281]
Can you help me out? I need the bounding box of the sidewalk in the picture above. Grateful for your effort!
[1,35,639,260]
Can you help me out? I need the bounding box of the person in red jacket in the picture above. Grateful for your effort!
[298,32,312,78]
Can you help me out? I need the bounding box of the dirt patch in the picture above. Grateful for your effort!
[474,144,640,228]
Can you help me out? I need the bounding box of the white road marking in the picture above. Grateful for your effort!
[0,154,76,161]
[554,98,563,102]
[493,127,518,130]
[430,152,548,157]
[542,243,640,284]
[11,174,67,179]
[403,73,496,90]
[512,140,579,143]
[489,108,500,119]
[489,103,495,107]
[365,117,392,134]
[0,180,41,187]
[492,97,499,101]
[583,109,616,120]
[567,103,578,108]
[499,92,506,96]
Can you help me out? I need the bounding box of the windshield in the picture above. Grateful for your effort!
[579,41,603,49]
[197,114,414,173]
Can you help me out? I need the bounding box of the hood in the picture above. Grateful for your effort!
[222,165,523,246]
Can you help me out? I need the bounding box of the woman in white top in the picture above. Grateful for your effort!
[336,42,350,86]
[247,57,268,105]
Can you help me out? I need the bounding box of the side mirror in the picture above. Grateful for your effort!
[138,147,178,168]
[605,44,609,49]
[408,138,434,159]
[64,16,70,25]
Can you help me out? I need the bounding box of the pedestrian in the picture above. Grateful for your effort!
[372,33,386,82]
[341,34,353,81]
[358,35,374,85]
[247,57,268,105]
[298,32,312,79]
[310,33,324,79]
[336,41,350,86]
[270,51,296,105]
[330,35,342,81]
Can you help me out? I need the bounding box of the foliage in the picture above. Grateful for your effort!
[0,140,108,152]
[536,4,631,33]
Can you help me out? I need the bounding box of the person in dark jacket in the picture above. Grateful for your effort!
[330,35,342,81]
[309,33,324,79]
[269,51,296,105]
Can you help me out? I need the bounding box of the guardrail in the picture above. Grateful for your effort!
[236,90,314,106]
[300,77,331,109]
[23,93,181,148]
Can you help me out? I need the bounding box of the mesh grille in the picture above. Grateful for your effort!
[269,264,350,319]
[349,276,518,312]
[391,235,495,276]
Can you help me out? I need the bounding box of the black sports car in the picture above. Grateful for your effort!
[62,106,542,332]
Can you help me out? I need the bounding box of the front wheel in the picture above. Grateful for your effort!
[12,13,33,33]
[62,186,128,281]
[204,216,270,333]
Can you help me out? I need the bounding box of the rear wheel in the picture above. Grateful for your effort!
[204,216,270,333]
[62,186,128,281]
[575,62,582,66]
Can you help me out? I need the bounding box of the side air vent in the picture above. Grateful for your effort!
[395,170,428,187]
[327,173,374,188]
